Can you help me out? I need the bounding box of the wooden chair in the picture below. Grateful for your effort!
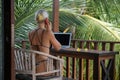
[14,48,63,80]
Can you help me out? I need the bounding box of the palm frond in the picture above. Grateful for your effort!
[87,0,120,25]
[75,15,120,41]
[15,0,53,29]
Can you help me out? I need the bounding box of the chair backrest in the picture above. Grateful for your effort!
[14,48,63,80]
[14,48,33,74]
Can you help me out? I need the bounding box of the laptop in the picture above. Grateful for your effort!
[54,32,72,48]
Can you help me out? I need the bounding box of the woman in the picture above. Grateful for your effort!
[28,9,61,73]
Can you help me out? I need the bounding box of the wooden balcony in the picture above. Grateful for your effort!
[15,39,120,80]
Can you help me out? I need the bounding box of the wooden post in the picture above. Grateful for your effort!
[53,0,59,32]
[93,57,100,80]
[11,0,15,80]
[3,0,12,80]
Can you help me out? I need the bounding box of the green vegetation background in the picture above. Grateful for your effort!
[1,0,119,79]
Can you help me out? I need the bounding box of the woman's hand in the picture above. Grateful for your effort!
[45,18,52,31]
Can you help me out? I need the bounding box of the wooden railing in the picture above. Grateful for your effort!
[15,39,120,80]
[66,39,120,80]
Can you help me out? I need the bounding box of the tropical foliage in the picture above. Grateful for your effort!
[14,0,120,79]
[15,0,120,41]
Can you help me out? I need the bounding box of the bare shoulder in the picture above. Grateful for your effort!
[29,29,36,34]
[45,30,54,37]
[29,28,39,35]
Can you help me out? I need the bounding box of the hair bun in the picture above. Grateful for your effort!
[35,9,49,22]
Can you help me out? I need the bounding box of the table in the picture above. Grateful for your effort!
[50,48,119,80]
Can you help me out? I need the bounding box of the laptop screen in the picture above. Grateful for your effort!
[54,33,72,48]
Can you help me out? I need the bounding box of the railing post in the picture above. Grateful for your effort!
[93,57,100,80]
[102,42,106,50]
[79,59,83,80]
[66,57,70,78]
[109,43,115,51]
[94,42,98,50]
[22,41,26,49]
[86,41,90,80]
[101,42,107,79]
[79,41,84,80]
[72,40,77,79]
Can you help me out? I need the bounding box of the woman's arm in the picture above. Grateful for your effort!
[45,19,61,50]
[49,31,61,51]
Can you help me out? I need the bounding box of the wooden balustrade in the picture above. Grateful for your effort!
[15,39,120,80]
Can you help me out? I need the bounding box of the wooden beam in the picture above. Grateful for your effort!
[11,0,15,80]
[52,0,59,32]
[2,0,12,80]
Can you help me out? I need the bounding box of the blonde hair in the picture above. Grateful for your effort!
[35,9,49,22]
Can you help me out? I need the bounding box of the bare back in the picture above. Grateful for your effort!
[29,28,61,73]
[29,28,61,53]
